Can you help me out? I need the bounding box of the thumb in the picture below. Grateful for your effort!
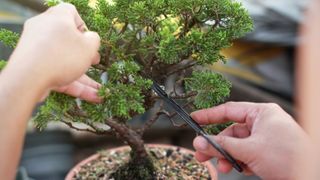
[193,135,250,162]
[81,31,100,63]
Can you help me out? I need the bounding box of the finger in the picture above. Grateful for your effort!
[217,158,233,174]
[82,31,101,64]
[55,81,102,103]
[193,136,224,159]
[92,52,101,65]
[39,90,50,102]
[219,159,254,176]
[242,167,254,176]
[194,151,212,162]
[191,102,262,125]
[217,159,253,175]
[193,135,250,162]
[78,75,101,89]
[219,123,251,138]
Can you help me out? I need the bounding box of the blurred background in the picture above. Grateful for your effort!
[0,0,310,179]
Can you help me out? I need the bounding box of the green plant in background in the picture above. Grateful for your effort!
[0,60,7,70]
[0,0,252,179]
[0,29,19,49]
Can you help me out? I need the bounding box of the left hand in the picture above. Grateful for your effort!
[11,3,102,103]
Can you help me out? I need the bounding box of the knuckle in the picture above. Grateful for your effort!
[216,136,226,149]
[264,103,282,111]
[24,17,35,27]
[247,107,260,121]
[47,3,76,16]
[92,32,101,40]
[61,3,77,11]
[47,19,72,32]
[58,3,77,15]
[224,101,236,107]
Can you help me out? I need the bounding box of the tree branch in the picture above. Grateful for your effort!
[166,60,198,76]
[64,109,114,136]
[61,120,111,135]
[171,91,198,99]
[104,47,112,67]
[212,12,221,30]
[93,64,107,71]
[153,100,194,128]
[170,100,194,116]
[119,22,128,35]
[159,110,188,128]
[139,101,164,135]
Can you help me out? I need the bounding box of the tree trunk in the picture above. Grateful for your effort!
[105,119,156,180]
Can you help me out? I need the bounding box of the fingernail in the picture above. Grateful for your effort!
[195,136,208,151]
[93,95,103,103]
[190,112,198,120]
[96,83,102,89]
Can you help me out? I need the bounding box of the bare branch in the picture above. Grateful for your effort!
[104,47,112,67]
[151,91,197,105]
[139,101,164,135]
[170,90,198,100]
[119,22,128,35]
[171,78,183,96]
[61,120,111,135]
[152,100,195,128]
[167,60,198,76]
[168,117,188,128]
[93,64,107,71]
[163,100,194,118]
[159,110,188,128]
[212,12,221,30]
[64,109,114,136]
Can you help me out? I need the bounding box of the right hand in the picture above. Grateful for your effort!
[192,102,310,179]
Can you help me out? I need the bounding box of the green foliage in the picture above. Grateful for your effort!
[185,71,231,109]
[0,60,7,70]
[204,122,233,135]
[107,61,140,82]
[0,29,20,48]
[33,0,251,133]
[45,0,63,6]
[99,83,147,119]
[96,61,152,119]
[33,92,76,130]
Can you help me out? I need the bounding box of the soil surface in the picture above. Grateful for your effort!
[73,146,211,180]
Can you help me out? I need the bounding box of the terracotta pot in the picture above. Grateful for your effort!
[66,144,217,180]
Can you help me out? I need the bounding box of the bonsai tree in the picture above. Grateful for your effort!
[0,0,252,178]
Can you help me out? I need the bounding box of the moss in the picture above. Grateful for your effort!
[111,151,156,180]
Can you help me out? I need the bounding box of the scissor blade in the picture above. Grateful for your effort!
[152,82,204,133]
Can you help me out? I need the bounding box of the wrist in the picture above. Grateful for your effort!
[2,56,50,101]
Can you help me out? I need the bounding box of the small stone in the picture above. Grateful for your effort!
[166,149,173,157]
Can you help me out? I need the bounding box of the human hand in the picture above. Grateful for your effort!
[192,102,310,179]
[40,74,102,103]
[7,3,101,101]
